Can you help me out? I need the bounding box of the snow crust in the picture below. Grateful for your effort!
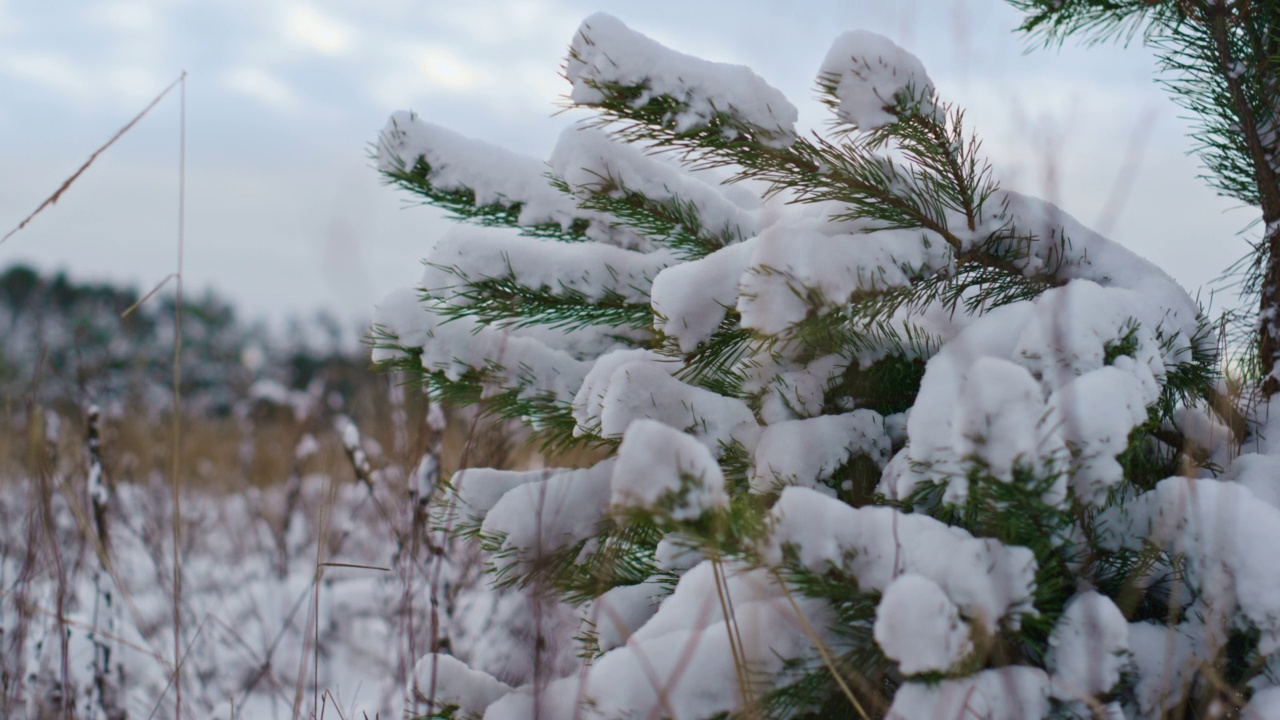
[567,13,798,146]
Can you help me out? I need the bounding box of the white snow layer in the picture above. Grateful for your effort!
[1100,476,1280,656]
[737,222,949,338]
[764,487,1037,632]
[567,13,798,145]
[818,30,938,131]
[611,419,727,521]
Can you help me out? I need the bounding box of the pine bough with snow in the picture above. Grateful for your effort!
[372,14,1274,720]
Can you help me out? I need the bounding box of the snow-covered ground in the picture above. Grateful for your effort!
[1,459,445,718]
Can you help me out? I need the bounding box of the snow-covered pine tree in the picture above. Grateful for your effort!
[1010,0,1280,401]
[371,13,1280,720]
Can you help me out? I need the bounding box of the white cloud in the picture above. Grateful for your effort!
[223,67,301,111]
[284,3,354,56]
[87,1,159,33]
[0,50,89,98]
[415,47,481,91]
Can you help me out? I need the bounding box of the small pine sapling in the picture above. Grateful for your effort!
[373,12,1280,720]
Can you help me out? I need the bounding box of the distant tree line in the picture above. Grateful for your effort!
[0,263,372,417]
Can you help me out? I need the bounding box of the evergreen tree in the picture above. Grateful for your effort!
[1010,0,1280,397]
[372,13,1280,719]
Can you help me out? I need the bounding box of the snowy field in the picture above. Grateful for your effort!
[1,447,430,718]
[0,400,574,720]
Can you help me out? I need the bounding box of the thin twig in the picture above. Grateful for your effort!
[1,73,186,244]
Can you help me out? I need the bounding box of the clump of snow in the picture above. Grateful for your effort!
[1100,476,1280,655]
[481,459,617,571]
[372,288,589,407]
[1245,686,1280,717]
[874,574,973,675]
[751,410,890,494]
[1047,364,1153,504]
[422,224,672,307]
[410,653,512,717]
[880,277,1196,508]
[483,562,829,720]
[764,487,1038,631]
[377,111,579,228]
[1046,591,1130,702]
[887,667,1050,720]
[818,30,938,131]
[611,419,727,521]
[571,349,676,435]
[567,13,798,146]
[737,222,949,337]
[595,359,760,450]
[584,581,664,653]
[651,237,758,353]
[1127,619,1205,718]
[952,356,1059,483]
[550,127,760,249]
[441,466,558,527]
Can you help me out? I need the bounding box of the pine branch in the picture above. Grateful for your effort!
[381,155,591,243]
[423,277,655,335]
[551,174,742,260]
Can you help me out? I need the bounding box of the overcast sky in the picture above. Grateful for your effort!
[0,0,1259,328]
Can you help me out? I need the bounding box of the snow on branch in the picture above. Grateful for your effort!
[567,13,799,148]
